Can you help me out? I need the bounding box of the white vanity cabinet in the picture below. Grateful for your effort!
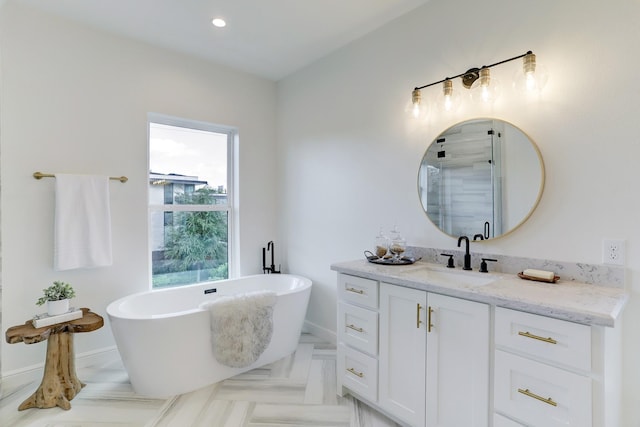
[333,260,626,427]
[338,273,490,427]
[493,307,621,427]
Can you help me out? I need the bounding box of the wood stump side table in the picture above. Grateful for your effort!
[5,307,104,410]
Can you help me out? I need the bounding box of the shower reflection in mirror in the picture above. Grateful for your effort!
[418,119,544,240]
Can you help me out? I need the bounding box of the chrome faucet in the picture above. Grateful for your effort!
[457,236,472,270]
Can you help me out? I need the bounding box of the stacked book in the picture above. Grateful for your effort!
[32,308,83,328]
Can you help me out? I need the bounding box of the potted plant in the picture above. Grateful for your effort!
[36,281,76,316]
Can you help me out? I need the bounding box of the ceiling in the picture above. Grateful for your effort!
[14,0,429,81]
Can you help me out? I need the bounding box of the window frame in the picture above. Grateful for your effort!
[147,113,236,289]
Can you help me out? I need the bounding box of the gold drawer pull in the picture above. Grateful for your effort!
[346,367,364,378]
[417,304,423,328]
[346,287,364,295]
[427,306,434,333]
[518,331,557,344]
[346,324,364,333]
[518,388,558,407]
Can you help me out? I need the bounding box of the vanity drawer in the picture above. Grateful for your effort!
[494,350,591,427]
[338,302,378,356]
[495,307,591,371]
[337,344,378,402]
[338,274,379,309]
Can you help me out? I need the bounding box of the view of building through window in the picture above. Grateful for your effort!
[148,119,232,288]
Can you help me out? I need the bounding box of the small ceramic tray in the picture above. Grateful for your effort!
[364,251,420,265]
[517,272,560,283]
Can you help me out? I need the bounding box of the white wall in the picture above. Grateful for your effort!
[0,3,278,373]
[277,0,640,424]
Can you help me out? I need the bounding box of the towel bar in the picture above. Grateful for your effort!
[33,172,128,183]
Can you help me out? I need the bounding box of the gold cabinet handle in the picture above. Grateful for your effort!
[518,331,557,345]
[517,388,558,407]
[346,287,364,295]
[417,304,423,328]
[346,324,364,333]
[346,367,364,378]
[427,306,434,333]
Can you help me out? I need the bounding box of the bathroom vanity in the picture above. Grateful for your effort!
[331,259,627,427]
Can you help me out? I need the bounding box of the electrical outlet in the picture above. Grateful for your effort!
[602,239,625,266]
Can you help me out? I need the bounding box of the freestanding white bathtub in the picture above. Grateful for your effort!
[106,274,311,397]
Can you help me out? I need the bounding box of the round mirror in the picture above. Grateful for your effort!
[417,118,544,240]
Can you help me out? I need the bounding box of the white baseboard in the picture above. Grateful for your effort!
[303,319,336,345]
[1,345,119,389]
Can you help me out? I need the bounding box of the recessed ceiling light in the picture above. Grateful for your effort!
[212,18,226,28]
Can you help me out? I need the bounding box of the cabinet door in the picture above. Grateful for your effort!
[426,293,490,427]
[379,283,427,427]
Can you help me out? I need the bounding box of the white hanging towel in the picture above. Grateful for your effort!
[54,174,113,270]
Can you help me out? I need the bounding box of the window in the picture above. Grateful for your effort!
[148,114,234,288]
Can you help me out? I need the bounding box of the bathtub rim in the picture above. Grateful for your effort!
[106,273,311,321]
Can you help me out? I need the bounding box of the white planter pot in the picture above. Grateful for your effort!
[47,299,70,316]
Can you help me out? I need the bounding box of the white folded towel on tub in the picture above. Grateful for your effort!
[200,291,277,368]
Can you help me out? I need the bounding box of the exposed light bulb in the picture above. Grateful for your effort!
[480,85,491,102]
[412,89,422,118]
[514,52,548,94]
[523,53,538,92]
[525,72,536,91]
[439,79,460,112]
[479,69,491,102]
[443,84,453,110]
[405,89,427,119]
[471,67,500,104]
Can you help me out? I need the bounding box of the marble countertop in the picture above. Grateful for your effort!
[331,260,628,327]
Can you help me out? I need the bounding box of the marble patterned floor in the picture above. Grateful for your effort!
[0,334,401,427]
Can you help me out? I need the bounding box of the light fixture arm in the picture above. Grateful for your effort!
[414,50,533,91]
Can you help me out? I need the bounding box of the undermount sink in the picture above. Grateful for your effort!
[403,265,497,287]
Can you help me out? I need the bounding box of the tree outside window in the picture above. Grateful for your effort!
[148,117,234,288]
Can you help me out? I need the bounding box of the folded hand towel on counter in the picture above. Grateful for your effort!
[54,174,113,271]
[522,268,556,281]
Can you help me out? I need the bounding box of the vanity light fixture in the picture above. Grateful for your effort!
[409,51,545,117]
